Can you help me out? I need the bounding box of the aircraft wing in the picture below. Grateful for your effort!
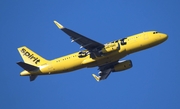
[92,61,119,81]
[54,21,104,52]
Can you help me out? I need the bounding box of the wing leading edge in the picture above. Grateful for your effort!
[54,21,104,52]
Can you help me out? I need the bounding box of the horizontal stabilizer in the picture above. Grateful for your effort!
[17,62,39,71]
[30,75,38,81]
[92,74,100,82]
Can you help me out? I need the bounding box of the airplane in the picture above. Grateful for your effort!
[17,20,168,82]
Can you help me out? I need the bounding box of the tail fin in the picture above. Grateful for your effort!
[18,46,48,66]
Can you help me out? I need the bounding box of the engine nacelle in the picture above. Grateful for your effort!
[112,60,132,72]
[100,42,120,54]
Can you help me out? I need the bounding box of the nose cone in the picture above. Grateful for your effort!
[158,33,168,44]
[161,33,168,41]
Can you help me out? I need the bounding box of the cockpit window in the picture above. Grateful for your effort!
[153,31,159,34]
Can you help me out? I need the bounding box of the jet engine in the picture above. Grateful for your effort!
[112,60,132,72]
[100,42,120,54]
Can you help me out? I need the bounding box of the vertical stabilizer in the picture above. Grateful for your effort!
[18,46,48,66]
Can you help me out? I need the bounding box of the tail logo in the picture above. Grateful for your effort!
[21,48,40,64]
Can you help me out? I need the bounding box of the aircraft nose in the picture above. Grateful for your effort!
[160,33,168,42]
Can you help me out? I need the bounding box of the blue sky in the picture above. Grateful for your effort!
[1,0,180,109]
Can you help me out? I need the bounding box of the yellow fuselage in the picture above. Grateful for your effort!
[20,31,167,76]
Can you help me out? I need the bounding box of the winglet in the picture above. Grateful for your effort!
[54,20,64,29]
[92,74,100,82]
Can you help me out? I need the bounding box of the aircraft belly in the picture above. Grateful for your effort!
[83,53,127,68]
[98,55,126,66]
